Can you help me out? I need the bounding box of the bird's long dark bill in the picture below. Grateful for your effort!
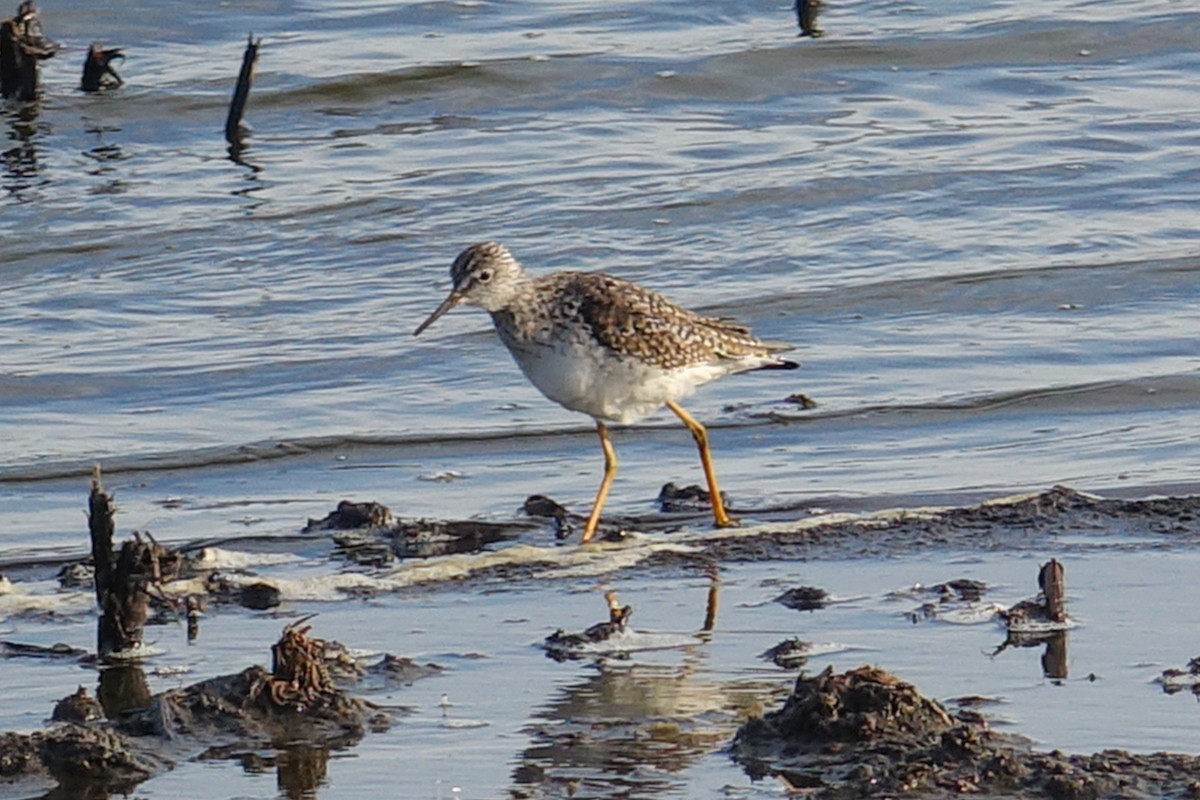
[413,291,463,336]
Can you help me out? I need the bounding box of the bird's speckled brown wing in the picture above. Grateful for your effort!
[557,272,785,370]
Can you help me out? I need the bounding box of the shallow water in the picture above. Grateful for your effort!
[2,0,1200,796]
[6,522,1200,799]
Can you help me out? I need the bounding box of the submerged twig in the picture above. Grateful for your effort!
[225,33,261,154]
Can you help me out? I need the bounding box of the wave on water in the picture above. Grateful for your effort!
[762,371,1200,425]
[245,10,1200,113]
[1,370,1195,485]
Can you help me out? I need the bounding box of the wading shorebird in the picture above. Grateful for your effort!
[413,242,798,543]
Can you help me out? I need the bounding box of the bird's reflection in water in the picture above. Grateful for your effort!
[513,659,784,799]
[518,565,787,797]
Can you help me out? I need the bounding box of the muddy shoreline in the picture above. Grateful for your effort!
[2,485,1200,798]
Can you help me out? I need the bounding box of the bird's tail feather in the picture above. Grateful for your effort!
[755,358,800,371]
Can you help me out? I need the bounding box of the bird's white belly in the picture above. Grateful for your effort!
[507,341,721,425]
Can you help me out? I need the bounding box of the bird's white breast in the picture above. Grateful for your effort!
[502,336,725,425]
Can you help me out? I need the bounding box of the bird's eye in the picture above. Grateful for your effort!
[477,269,493,283]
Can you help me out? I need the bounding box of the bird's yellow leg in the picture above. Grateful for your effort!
[581,421,617,543]
[665,400,738,528]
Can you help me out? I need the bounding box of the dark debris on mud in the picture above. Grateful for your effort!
[254,486,1200,601]
[734,664,1200,800]
[696,485,1200,564]
[381,485,1200,587]
[0,621,422,798]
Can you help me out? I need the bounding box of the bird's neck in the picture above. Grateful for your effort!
[488,274,546,341]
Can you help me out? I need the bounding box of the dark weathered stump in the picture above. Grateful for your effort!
[88,469,178,660]
[795,0,822,38]
[0,1,57,101]
[80,42,123,92]
[1039,557,1066,623]
[225,33,261,155]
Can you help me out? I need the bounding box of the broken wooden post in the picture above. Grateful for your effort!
[90,469,144,659]
[1038,558,1065,624]
[88,467,178,660]
[225,33,261,155]
[795,0,823,38]
[80,42,123,92]
[0,1,57,101]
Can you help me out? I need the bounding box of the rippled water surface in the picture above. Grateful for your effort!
[2,0,1200,796]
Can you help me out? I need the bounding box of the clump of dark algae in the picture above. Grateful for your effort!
[122,616,374,743]
[306,497,530,562]
[733,663,1200,799]
[0,620,398,798]
[760,637,817,670]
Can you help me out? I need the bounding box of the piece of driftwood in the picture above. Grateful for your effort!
[88,468,179,660]
[0,1,58,101]
[225,33,261,151]
[80,42,123,92]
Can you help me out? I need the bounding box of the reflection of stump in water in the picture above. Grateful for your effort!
[1040,630,1068,680]
[88,469,179,661]
[277,743,329,800]
[98,664,153,719]
[0,1,57,101]
[702,561,720,633]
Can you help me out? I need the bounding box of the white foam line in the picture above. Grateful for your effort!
[191,547,306,569]
[186,537,701,601]
[165,491,1085,602]
[0,585,94,617]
